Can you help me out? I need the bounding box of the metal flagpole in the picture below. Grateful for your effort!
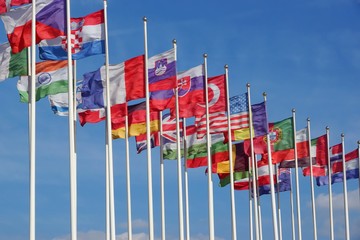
[104,1,116,239]
[265,134,279,240]
[275,165,283,240]
[326,126,334,240]
[125,115,132,240]
[174,40,184,240]
[224,65,237,240]
[246,83,260,240]
[203,53,215,240]
[307,118,318,240]
[143,17,154,240]
[341,134,350,240]
[65,0,77,239]
[159,111,166,240]
[289,169,295,240]
[183,118,190,240]
[248,164,254,240]
[29,0,36,237]
[358,141,360,202]
[292,109,302,240]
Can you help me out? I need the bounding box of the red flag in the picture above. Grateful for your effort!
[0,0,31,14]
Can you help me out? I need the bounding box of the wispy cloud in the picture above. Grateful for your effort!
[316,189,360,210]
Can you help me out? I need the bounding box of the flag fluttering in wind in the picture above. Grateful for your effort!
[0,42,27,81]
[1,0,66,53]
[39,9,105,60]
[0,0,31,14]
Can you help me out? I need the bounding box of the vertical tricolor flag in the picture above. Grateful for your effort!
[17,60,69,102]
[39,9,105,60]
[0,42,27,81]
[1,0,66,53]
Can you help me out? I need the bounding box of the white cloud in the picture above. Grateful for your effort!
[52,231,153,240]
[119,218,148,229]
[316,189,360,211]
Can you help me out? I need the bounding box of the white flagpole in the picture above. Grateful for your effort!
[183,118,191,240]
[246,83,260,240]
[103,1,116,239]
[143,17,154,240]
[248,165,254,240]
[358,141,360,201]
[292,109,302,240]
[174,40,184,240]
[307,118,318,240]
[263,93,279,240]
[289,168,296,240]
[203,53,215,239]
[341,134,350,240]
[65,0,77,239]
[224,65,237,240]
[29,0,36,238]
[326,126,334,240]
[125,115,132,240]
[159,111,166,240]
[275,165,283,240]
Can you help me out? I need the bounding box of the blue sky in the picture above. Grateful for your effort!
[0,0,360,239]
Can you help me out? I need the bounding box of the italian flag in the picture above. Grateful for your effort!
[17,60,69,102]
[0,42,27,81]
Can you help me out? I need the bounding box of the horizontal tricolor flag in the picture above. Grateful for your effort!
[0,0,31,14]
[39,9,105,60]
[17,60,69,102]
[1,0,65,53]
[0,42,27,81]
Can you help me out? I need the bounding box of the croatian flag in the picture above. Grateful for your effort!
[1,0,65,53]
[39,9,105,60]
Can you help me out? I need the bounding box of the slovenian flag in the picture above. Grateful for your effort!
[39,9,105,60]
[1,0,66,53]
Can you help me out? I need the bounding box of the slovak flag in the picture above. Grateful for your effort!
[0,0,66,53]
[39,9,105,60]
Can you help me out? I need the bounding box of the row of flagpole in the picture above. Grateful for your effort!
[25,1,360,240]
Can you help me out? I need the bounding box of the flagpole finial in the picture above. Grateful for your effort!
[292,108,296,113]
[326,126,330,130]
[357,140,360,145]
[262,92,267,97]
[341,133,345,137]
[203,53,207,58]
[246,83,250,87]
[143,16,147,22]
[307,117,310,122]
[172,39,177,44]
[224,64,228,69]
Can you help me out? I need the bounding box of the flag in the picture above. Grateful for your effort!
[218,171,249,188]
[332,148,359,175]
[135,132,160,154]
[195,111,228,139]
[48,81,84,116]
[17,60,69,102]
[329,143,343,164]
[111,101,159,139]
[148,48,176,91]
[0,42,27,81]
[229,93,249,130]
[81,55,144,110]
[0,0,31,14]
[39,9,105,60]
[1,0,66,53]
[233,101,267,140]
[213,142,249,174]
[316,165,359,186]
[302,163,327,177]
[259,168,291,196]
[160,113,185,159]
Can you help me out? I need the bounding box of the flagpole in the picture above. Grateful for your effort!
[307,118,318,240]
[326,126,334,240]
[159,111,166,240]
[29,0,36,238]
[143,17,155,240]
[275,165,283,240]
[248,164,254,240]
[125,115,133,240]
[183,118,191,240]
[203,53,215,240]
[292,109,302,240]
[341,134,350,240]
[224,65,237,240]
[263,92,279,240]
[246,83,260,240]
[289,168,296,240]
[103,1,116,239]
[65,0,77,238]
[174,39,184,240]
[358,141,360,201]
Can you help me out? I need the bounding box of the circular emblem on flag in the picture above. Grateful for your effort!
[269,127,283,144]
[71,19,85,31]
[177,76,191,97]
[196,83,220,108]
[155,59,167,76]
[38,73,52,85]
